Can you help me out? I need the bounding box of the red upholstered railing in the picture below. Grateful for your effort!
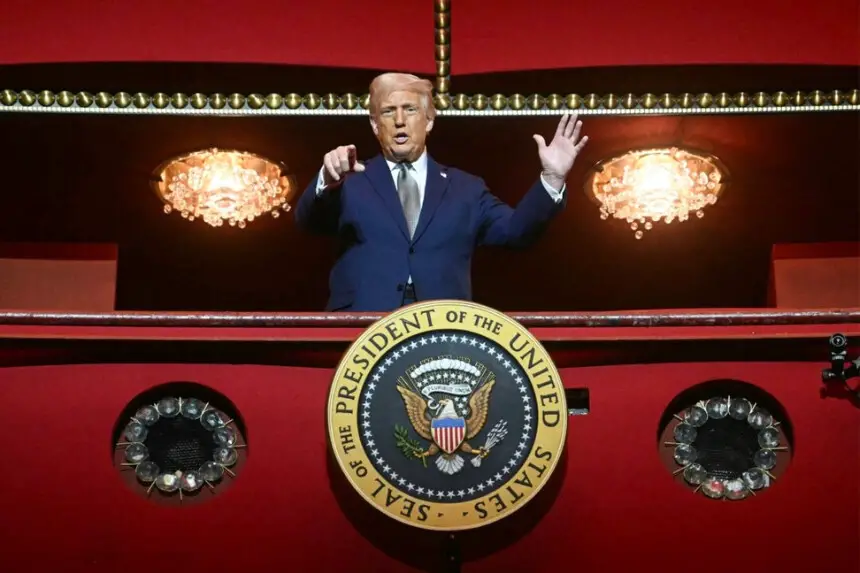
[0,309,855,351]
[0,309,857,328]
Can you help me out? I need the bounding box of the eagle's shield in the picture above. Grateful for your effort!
[431,417,466,454]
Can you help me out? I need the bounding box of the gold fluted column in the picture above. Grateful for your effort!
[434,0,451,111]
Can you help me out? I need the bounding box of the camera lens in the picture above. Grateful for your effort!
[830,334,847,348]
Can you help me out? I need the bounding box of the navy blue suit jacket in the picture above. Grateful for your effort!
[294,154,566,311]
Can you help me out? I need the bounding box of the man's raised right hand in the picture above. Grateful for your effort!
[322,145,366,187]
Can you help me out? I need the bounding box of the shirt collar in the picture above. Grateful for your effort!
[386,149,428,177]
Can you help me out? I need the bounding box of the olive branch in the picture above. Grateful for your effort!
[394,424,427,467]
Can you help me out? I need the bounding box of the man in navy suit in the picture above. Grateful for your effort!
[294,72,588,312]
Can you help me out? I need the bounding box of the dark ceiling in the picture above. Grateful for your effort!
[0,63,857,312]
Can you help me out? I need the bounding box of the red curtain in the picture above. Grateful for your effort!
[3,0,856,71]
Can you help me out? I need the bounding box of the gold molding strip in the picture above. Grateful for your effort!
[435,0,450,96]
[435,90,860,115]
[0,90,371,116]
[0,89,857,116]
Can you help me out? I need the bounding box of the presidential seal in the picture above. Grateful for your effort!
[327,301,567,531]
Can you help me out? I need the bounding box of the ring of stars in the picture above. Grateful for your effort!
[359,332,536,503]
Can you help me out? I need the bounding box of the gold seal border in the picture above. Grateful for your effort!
[326,300,568,531]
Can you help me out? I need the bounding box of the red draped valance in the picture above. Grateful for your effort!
[2,0,856,72]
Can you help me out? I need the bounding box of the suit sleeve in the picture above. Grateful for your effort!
[476,178,567,248]
[293,169,342,235]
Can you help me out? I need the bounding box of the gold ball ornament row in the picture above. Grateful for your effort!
[1,89,857,115]
[438,90,860,112]
[0,90,367,112]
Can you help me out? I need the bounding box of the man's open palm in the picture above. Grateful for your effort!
[533,113,588,186]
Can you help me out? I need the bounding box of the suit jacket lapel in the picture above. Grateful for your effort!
[412,156,449,244]
[364,155,409,240]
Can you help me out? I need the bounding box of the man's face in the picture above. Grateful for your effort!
[371,90,433,162]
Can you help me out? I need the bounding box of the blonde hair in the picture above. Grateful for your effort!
[369,72,436,120]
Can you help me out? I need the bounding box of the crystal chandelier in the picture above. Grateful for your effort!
[150,148,295,228]
[584,147,727,238]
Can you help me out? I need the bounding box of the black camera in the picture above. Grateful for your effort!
[827,333,849,375]
[822,333,859,399]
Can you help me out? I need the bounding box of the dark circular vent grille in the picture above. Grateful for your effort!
[658,380,793,501]
[112,382,248,505]
[692,417,759,481]
[145,415,214,474]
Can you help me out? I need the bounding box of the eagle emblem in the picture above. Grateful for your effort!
[394,357,508,475]
[328,301,566,531]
